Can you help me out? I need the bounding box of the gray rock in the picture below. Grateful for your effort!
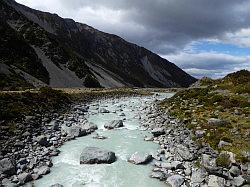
[99,108,110,113]
[151,128,165,137]
[167,175,184,187]
[128,152,152,165]
[232,175,245,187]
[81,122,98,133]
[80,147,116,164]
[208,175,226,187]
[104,120,124,129]
[50,120,60,130]
[218,140,232,148]
[36,166,50,176]
[150,172,166,181]
[17,172,32,184]
[208,118,229,126]
[0,158,15,175]
[229,165,241,177]
[36,135,49,146]
[64,125,87,138]
[176,145,196,161]
[191,169,207,186]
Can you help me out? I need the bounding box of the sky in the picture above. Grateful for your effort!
[16,0,250,78]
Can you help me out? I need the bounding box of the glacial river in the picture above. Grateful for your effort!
[27,93,174,187]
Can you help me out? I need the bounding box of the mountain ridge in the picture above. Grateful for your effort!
[0,0,197,89]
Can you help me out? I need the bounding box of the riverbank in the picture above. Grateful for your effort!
[0,88,174,186]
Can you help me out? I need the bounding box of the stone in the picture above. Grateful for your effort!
[208,118,229,126]
[191,169,207,186]
[176,145,196,161]
[166,175,185,187]
[218,140,232,148]
[36,166,50,176]
[99,108,110,113]
[128,152,152,165]
[150,172,166,181]
[36,135,49,146]
[208,175,226,187]
[104,120,124,129]
[92,134,108,140]
[195,130,206,138]
[0,158,15,175]
[229,165,241,177]
[17,172,32,184]
[51,120,60,130]
[232,175,245,187]
[151,128,165,137]
[80,147,116,164]
[81,122,98,133]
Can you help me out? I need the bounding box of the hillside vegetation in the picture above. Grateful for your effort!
[160,70,250,162]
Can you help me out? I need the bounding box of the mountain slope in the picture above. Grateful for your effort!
[0,0,197,89]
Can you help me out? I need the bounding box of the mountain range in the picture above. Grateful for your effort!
[0,0,197,89]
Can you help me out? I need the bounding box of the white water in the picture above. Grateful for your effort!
[27,93,174,187]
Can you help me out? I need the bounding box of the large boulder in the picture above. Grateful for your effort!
[61,125,87,138]
[50,184,64,187]
[151,128,165,137]
[104,120,124,129]
[0,158,15,175]
[81,122,98,133]
[34,166,50,176]
[128,152,152,165]
[80,147,116,164]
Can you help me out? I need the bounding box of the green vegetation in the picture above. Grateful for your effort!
[160,70,250,162]
[216,153,231,168]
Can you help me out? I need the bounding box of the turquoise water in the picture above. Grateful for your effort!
[28,93,174,187]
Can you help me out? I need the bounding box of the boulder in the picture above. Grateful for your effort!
[232,175,245,187]
[208,175,226,187]
[166,175,184,187]
[36,166,50,176]
[99,108,110,113]
[80,147,116,164]
[150,172,166,181]
[218,140,232,148]
[81,122,98,133]
[190,169,207,186]
[0,158,15,175]
[229,165,241,177]
[36,135,49,146]
[151,128,165,137]
[17,172,32,184]
[176,145,196,161]
[104,120,124,129]
[128,152,152,165]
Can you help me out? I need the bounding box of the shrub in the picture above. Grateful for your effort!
[216,153,231,168]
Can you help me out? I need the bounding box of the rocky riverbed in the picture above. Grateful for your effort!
[0,92,249,187]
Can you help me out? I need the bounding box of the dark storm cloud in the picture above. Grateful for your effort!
[56,0,250,54]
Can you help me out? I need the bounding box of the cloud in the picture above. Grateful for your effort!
[164,52,250,78]
[16,0,250,54]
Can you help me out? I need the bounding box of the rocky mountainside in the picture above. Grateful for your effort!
[0,0,197,89]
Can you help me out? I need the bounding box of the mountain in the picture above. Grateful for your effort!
[0,0,197,89]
